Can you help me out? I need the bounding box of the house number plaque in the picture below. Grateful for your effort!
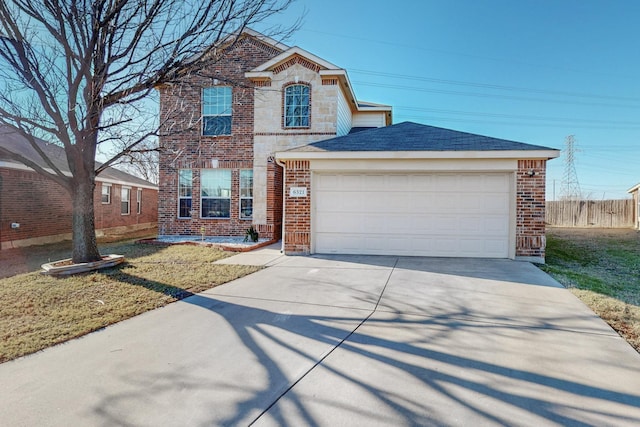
[289,187,307,197]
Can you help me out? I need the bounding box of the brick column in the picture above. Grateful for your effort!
[516,159,547,262]
[283,160,311,254]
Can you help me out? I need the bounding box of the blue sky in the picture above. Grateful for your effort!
[260,0,640,199]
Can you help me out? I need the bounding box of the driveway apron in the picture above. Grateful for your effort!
[1,256,639,426]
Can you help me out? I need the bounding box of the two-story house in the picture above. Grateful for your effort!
[158,29,559,262]
[157,29,391,243]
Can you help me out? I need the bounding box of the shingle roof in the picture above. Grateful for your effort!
[286,121,556,152]
[0,127,157,188]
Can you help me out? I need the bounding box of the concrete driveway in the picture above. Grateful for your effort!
[1,254,639,426]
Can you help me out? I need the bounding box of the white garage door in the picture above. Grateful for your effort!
[314,172,512,258]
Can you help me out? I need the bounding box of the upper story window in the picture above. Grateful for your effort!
[284,84,310,128]
[203,86,232,136]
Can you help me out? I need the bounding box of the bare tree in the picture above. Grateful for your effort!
[0,0,296,263]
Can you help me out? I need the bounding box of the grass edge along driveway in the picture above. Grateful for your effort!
[0,241,260,363]
[540,228,640,354]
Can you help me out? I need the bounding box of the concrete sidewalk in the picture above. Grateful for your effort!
[1,255,639,426]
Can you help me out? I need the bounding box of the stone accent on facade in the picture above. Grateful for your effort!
[515,159,547,260]
[251,63,340,227]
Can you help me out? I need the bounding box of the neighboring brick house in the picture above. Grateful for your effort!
[158,29,559,262]
[0,128,157,250]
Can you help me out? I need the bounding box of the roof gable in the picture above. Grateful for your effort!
[250,46,340,74]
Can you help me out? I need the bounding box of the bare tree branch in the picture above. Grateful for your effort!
[0,0,298,262]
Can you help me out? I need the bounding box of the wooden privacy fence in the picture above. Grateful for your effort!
[546,199,634,228]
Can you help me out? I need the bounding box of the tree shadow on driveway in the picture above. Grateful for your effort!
[85,262,640,427]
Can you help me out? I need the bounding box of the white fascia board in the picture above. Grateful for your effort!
[97,177,158,190]
[251,46,340,72]
[0,160,158,190]
[319,70,391,114]
[0,160,72,177]
[310,158,518,172]
[354,104,393,112]
[276,149,561,161]
[628,183,640,193]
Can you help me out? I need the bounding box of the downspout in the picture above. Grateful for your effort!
[274,156,286,254]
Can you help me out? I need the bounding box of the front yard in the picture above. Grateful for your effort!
[0,241,260,363]
[540,227,640,353]
[2,227,638,364]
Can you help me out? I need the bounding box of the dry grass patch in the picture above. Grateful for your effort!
[0,242,260,363]
[540,228,640,352]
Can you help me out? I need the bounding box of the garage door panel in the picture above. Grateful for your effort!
[316,213,364,233]
[314,172,511,258]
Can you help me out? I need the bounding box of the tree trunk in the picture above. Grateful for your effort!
[71,179,101,263]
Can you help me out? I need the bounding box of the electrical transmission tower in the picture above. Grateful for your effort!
[561,135,582,200]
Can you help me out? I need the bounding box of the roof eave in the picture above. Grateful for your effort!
[627,183,640,193]
[251,46,340,72]
[276,149,561,161]
[0,160,158,190]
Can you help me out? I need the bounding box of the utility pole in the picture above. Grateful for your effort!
[561,135,582,200]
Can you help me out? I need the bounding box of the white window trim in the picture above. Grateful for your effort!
[178,169,193,219]
[239,169,253,220]
[121,186,131,216]
[202,86,232,136]
[284,83,310,128]
[200,169,231,219]
[136,188,142,214]
[101,184,111,204]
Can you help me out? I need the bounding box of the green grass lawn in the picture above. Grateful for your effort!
[0,241,260,363]
[540,228,640,353]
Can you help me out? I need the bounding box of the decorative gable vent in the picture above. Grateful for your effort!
[272,54,322,74]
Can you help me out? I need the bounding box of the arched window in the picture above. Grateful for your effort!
[284,84,310,128]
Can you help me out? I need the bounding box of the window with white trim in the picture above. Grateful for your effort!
[239,169,253,220]
[101,184,111,204]
[121,187,130,215]
[201,169,231,218]
[178,169,192,218]
[284,84,310,128]
[137,188,142,214]
[202,86,232,135]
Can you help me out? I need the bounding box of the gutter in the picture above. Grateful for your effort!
[274,156,287,254]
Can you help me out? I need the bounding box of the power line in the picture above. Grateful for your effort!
[352,69,640,104]
[354,80,640,109]
[397,114,640,132]
[395,105,640,127]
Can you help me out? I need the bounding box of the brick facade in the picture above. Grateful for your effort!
[282,160,311,254]
[0,168,157,249]
[515,159,548,259]
[157,35,283,240]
